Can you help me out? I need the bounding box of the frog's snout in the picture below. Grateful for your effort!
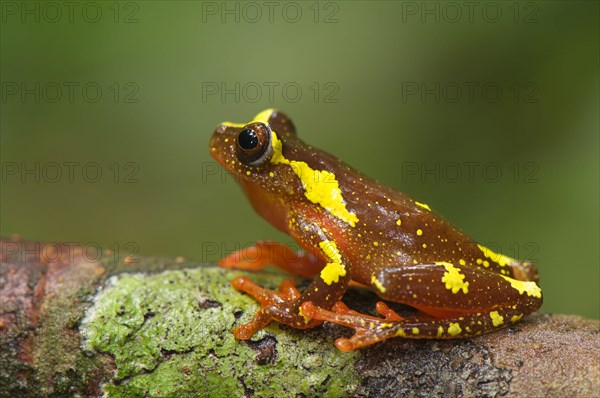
[209,124,227,146]
[209,124,235,165]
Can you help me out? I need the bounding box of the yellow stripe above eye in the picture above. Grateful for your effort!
[220,109,276,128]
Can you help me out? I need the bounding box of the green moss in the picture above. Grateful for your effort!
[82,267,359,397]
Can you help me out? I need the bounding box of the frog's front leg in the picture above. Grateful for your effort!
[219,241,324,278]
[226,233,353,339]
[302,262,543,351]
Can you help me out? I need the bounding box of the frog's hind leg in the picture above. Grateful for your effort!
[301,262,543,351]
[370,262,542,318]
[301,301,527,351]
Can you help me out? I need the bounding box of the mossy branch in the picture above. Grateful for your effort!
[1,239,598,397]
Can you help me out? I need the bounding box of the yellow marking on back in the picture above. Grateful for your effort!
[396,328,406,337]
[319,240,346,285]
[396,219,402,226]
[437,326,444,337]
[490,311,504,327]
[417,229,423,236]
[438,261,469,294]
[500,275,542,298]
[371,274,387,293]
[477,244,517,267]
[412,327,420,335]
[415,201,432,211]
[447,322,462,336]
[271,132,359,226]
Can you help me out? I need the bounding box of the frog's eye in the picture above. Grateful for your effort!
[238,129,258,150]
[236,122,272,165]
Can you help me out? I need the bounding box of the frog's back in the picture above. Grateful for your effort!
[300,147,534,285]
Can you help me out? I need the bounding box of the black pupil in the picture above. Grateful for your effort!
[238,129,258,150]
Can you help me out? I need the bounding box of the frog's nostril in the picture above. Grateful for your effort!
[214,124,228,134]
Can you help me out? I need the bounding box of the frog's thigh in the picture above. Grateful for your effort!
[370,263,541,316]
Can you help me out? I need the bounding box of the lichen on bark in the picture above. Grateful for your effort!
[82,267,359,397]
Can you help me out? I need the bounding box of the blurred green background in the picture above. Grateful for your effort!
[1,1,598,319]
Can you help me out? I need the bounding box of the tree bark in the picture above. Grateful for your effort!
[1,238,598,397]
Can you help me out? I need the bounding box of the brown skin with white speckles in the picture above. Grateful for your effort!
[209,109,542,351]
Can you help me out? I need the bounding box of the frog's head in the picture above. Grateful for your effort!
[209,109,304,195]
[210,109,359,230]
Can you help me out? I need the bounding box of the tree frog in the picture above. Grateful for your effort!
[209,109,542,351]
